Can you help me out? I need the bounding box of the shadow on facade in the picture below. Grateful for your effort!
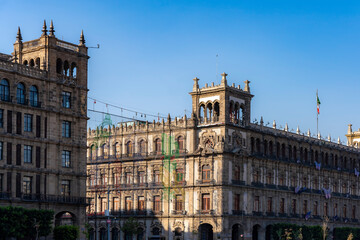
[86,211,249,240]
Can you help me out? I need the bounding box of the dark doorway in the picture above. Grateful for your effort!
[252,225,260,240]
[232,224,244,240]
[266,225,273,240]
[199,223,213,240]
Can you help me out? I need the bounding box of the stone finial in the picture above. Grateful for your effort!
[338,137,341,144]
[221,72,228,86]
[307,129,311,137]
[348,124,353,134]
[260,116,264,126]
[273,120,276,129]
[41,20,47,36]
[244,80,250,92]
[284,123,288,132]
[328,134,331,142]
[193,77,199,91]
[16,27,22,43]
[79,30,85,46]
[317,132,321,139]
[167,113,171,123]
[49,20,55,37]
[296,126,300,134]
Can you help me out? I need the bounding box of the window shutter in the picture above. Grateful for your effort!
[36,175,40,195]
[44,117,47,138]
[36,115,41,138]
[16,144,21,166]
[6,142,12,165]
[7,172,11,192]
[7,110,12,133]
[44,148,47,168]
[16,112,21,134]
[16,173,21,198]
[36,147,40,168]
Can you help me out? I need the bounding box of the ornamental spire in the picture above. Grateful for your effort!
[16,27,22,43]
[79,30,85,46]
[221,72,228,86]
[49,20,55,36]
[41,20,47,36]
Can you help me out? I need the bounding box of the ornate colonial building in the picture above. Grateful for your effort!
[0,21,89,235]
[87,73,360,240]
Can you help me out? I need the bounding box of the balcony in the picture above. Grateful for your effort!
[149,210,163,216]
[19,193,89,205]
[232,180,245,186]
[0,95,12,103]
[197,210,215,215]
[252,211,263,217]
[232,210,244,215]
[172,210,187,215]
[0,192,11,199]
[29,100,41,108]
[171,180,186,186]
[278,213,288,218]
[266,212,276,217]
[265,184,277,189]
[251,182,264,188]
[17,99,28,106]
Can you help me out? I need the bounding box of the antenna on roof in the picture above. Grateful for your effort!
[216,54,219,81]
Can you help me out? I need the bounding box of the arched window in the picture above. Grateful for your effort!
[126,141,133,156]
[71,62,77,78]
[23,60,28,66]
[113,142,121,157]
[35,58,40,68]
[229,101,234,122]
[255,138,260,153]
[0,79,10,101]
[269,141,273,156]
[29,59,35,67]
[152,227,160,236]
[174,227,182,237]
[263,140,268,156]
[56,58,62,74]
[281,144,286,159]
[293,146,297,160]
[177,136,184,153]
[304,148,308,162]
[199,104,205,122]
[29,85,38,107]
[202,165,211,181]
[266,172,272,185]
[213,102,220,121]
[155,138,162,154]
[16,83,25,104]
[63,60,69,76]
[139,140,146,154]
[206,103,212,121]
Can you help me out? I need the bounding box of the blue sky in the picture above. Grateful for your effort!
[0,0,359,142]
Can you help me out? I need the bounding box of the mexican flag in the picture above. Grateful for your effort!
[316,91,321,114]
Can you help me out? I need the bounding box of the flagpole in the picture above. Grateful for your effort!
[316,89,318,136]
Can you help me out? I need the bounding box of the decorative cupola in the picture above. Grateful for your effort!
[221,72,227,86]
[49,20,55,37]
[79,30,85,46]
[16,27,22,43]
[41,20,47,36]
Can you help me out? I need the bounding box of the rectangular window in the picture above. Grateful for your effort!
[113,197,119,211]
[267,197,272,212]
[154,170,161,183]
[23,176,32,195]
[291,199,297,214]
[138,196,145,211]
[175,195,183,211]
[254,196,260,212]
[16,112,21,134]
[154,196,161,212]
[0,109,3,128]
[138,171,145,184]
[303,200,308,215]
[125,172,132,184]
[0,174,3,192]
[61,91,71,108]
[176,168,184,182]
[314,201,318,215]
[62,121,71,138]
[7,110,12,133]
[24,114,32,132]
[24,145,32,163]
[234,194,240,211]
[125,197,132,211]
[62,150,71,167]
[324,202,328,216]
[61,180,70,196]
[280,198,285,214]
[202,193,211,211]
[0,142,2,161]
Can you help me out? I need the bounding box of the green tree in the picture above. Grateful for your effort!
[53,225,79,240]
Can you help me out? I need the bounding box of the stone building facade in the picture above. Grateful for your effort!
[0,21,89,235]
[87,73,360,240]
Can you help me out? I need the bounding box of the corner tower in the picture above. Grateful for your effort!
[190,72,253,126]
